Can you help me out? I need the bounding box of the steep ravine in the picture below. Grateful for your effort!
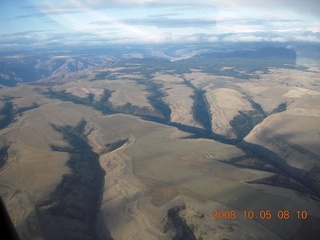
[43,87,320,201]
[33,120,111,240]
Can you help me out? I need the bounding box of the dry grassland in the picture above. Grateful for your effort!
[258,67,320,90]
[246,111,320,170]
[242,66,320,166]
[0,86,105,238]
[283,87,320,99]
[184,71,231,89]
[0,89,318,239]
[205,88,253,137]
[152,73,184,84]
[64,86,104,100]
[114,74,145,80]
[163,84,202,127]
[89,114,320,239]
[108,82,151,107]
[234,83,289,112]
[56,79,151,108]
[92,115,257,238]
[1,63,320,239]
[0,114,70,237]
[151,72,203,127]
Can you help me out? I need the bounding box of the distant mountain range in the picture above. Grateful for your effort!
[1,42,319,87]
[200,46,296,59]
[0,55,115,86]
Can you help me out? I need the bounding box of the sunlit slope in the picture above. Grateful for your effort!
[205,88,253,138]
[1,47,320,239]
[1,83,319,240]
[243,89,320,193]
[92,114,316,240]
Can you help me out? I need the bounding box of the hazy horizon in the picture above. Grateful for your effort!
[1,0,319,50]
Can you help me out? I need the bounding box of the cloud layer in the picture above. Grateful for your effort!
[28,0,320,15]
[0,0,319,48]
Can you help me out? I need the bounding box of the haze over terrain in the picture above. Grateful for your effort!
[0,1,320,240]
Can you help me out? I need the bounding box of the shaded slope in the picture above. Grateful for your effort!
[35,120,108,240]
[164,205,196,240]
[239,141,320,199]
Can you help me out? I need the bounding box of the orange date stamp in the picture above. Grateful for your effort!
[212,210,308,220]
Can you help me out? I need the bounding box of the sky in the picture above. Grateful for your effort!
[0,0,320,49]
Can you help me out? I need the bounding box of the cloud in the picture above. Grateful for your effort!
[92,17,215,28]
[214,18,314,34]
[0,30,56,48]
[220,31,320,43]
[13,15,34,20]
[148,13,180,18]
[2,28,318,50]
[222,34,267,42]
[4,10,84,21]
[27,0,320,16]
[1,0,318,48]
[292,33,320,43]
[0,29,160,49]
[41,10,84,15]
